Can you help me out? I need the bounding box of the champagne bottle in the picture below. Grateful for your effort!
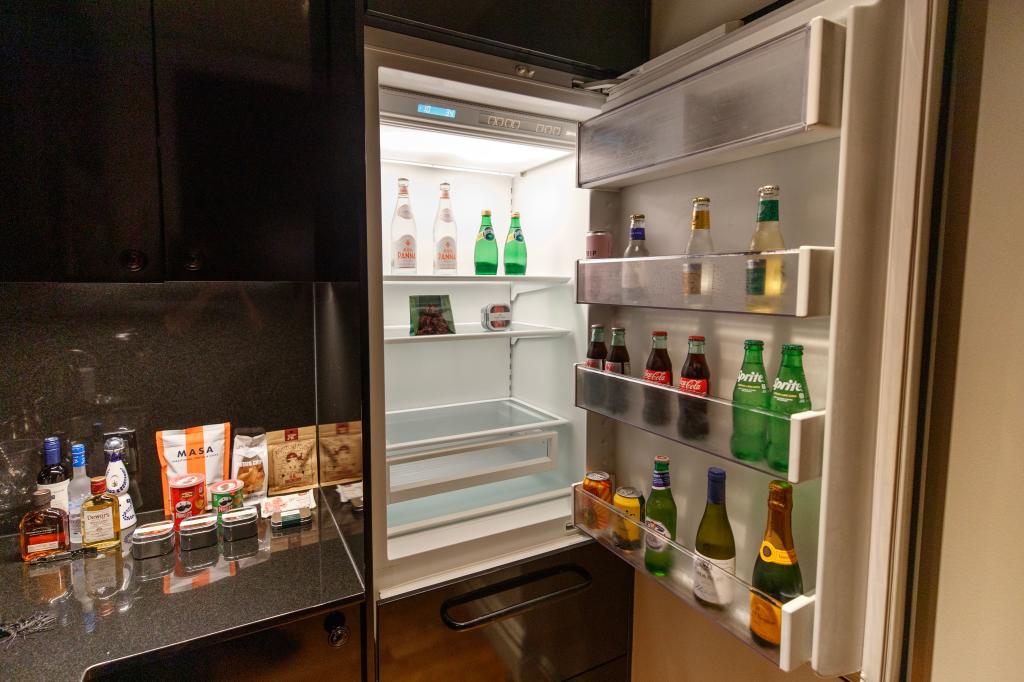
[644,455,677,576]
[750,480,803,648]
[693,467,735,607]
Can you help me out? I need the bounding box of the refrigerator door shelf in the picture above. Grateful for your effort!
[578,18,845,189]
[386,397,568,452]
[384,322,570,345]
[573,483,815,672]
[387,430,559,503]
[576,246,834,318]
[575,364,825,483]
[383,275,571,285]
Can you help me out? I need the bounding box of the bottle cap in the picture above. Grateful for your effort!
[708,467,726,482]
[758,185,780,197]
[654,455,670,469]
[397,177,409,184]
[688,335,705,342]
[744,339,764,348]
[707,467,726,504]
[32,489,53,507]
[611,327,625,332]
[652,331,667,337]
[590,323,604,330]
[511,211,520,218]
[630,213,645,220]
[481,209,492,216]
[71,442,86,456]
[439,182,450,190]
[43,436,61,465]
[692,196,710,204]
[90,476,106,494]
[782,344,804,352]
[104,436,126,461]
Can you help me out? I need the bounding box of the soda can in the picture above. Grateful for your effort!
[169,474,206,531]
[612,487,645,550]
[581,471,613,530]
[585,230,612,259]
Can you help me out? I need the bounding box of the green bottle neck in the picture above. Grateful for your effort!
[590,328,605,343]
[757,199,779,223]
[509,216,521,230]
[610,331,625,346]
[480,216,492,229]
[780,351,804,370]
[651,335,667,349]
[688,340,705,354]
[742,347,764,366]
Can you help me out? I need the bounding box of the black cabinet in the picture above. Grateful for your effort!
[366,0,650,78]
[0,1,163,282]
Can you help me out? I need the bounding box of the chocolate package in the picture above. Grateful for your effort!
[318,421,362,485]
[266,426,318,495]
[409,295,455,336]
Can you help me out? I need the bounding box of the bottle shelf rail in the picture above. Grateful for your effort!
[576,247,833,317]
[574,364,825,483]
[383,321,570,345]
[572,484,814,672]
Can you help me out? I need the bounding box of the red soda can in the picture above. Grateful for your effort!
[582,471,614,530]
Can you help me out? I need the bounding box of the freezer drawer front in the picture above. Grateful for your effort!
[378,542,633,681]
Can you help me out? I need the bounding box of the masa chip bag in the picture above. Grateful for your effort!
[155,423,231,517]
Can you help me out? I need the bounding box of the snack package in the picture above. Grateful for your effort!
[318,421,362,485]
[267,426,317,495]
[409,295,455,336]
[155,423,231,517]
[232,431,269,504]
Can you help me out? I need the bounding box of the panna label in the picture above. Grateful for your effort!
[434,236,457,268]
[392,235,417,269]
[693,553,735,605]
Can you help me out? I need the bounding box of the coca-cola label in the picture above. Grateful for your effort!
[679,377,708,395]
[643,369,671,385]
[585,358,602,369]
[435,236,456,268]
[604,360,630,375]
[392,234,416,269]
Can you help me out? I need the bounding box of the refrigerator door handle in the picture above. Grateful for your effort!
[439,564,593,631]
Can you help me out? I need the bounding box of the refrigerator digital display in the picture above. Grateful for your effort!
[416,103,457,119]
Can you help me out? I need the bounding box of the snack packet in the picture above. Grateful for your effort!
[232,431,269,504]
[318,421,362,485]
[155,423,231,517]
[267,426,317,495]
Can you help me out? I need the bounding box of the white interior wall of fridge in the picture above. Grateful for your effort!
[599,138,842,594]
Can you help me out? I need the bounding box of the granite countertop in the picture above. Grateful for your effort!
[1,487,364,681]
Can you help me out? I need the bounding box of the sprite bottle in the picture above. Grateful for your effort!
[503,211,527,275]
[766,344,811,472]
[644,455,677,576]
[474,210,498,275]
[730,340,770,461]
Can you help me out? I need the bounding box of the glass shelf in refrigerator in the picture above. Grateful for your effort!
[383,275,571,285]
[384,321,570,345]
[576,247,833,317]
[575,364,825,483]
[572,483,814,672]
[386,397,568,452]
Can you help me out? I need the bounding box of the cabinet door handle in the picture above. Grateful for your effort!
[119,249,148,272]
[440,564,592,632]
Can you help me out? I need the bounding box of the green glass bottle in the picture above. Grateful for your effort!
[503,211,527,275]
[643,455,677,576]
[749,480,803,648]
[474,210,498,275]
[766,344,812,472]
[693,467,735,607]
[730,340,771,461]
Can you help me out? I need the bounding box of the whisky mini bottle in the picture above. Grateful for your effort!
[20,489,69,561]
[81,476,121,551]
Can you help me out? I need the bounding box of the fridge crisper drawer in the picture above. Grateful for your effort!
[377,542,633,681]
[577,19,845,189]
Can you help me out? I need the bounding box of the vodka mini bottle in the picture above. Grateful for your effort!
[68,442,92,544]
[432,182,457,274]
[390,178,417,274]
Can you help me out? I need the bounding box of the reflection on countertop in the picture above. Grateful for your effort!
[2,487,364,682]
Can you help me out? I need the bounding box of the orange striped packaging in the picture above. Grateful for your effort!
[155,423,231,517]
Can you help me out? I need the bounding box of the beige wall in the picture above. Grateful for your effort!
[650,0,765,56]
[914,0,1024,679]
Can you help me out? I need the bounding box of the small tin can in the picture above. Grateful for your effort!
[480,303,512,331]
[178,513,218,551]
[585,230,612,259]
[131,520,175,560]
[220,506,258,542]
[223,535,259,562]
[581,471,613,530]
[134,551,176,582]
[612,487,645,550]
[271,506,312,529]
[169,474,206,530]
[210,479,244,518]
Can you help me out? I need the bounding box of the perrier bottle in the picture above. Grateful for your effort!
[750,480,803,648]
[503,211,527,275]
[730,340,771,461]
[474,210,498,275]
[766,344,811,472]
[643,455,677,576]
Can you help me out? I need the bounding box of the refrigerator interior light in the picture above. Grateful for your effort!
[379,124,572,175]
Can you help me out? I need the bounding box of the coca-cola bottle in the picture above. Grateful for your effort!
[604,327,630,415]
[584,324,609,408]
[643,331,673,426]
[678,335,711,440]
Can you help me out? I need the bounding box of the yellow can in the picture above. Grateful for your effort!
[612,487,645,550]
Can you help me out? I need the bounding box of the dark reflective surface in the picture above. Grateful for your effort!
[2,489,364,681]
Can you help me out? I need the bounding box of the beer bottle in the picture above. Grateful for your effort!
[644,455,677,576]
[750,480,803,647]
[642,331,672,425]
[730,340,771,461]
[683,196,715,297]
[584,324,608,408]
[390,178,417,274]
[747,185,785,309]
[432,182,457,274]
[604,327,631,415]
[474,210,498,275]
[694,467,735,607]
[766,344,812,472]
[678,335,711,440]
[503,211,527,275]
